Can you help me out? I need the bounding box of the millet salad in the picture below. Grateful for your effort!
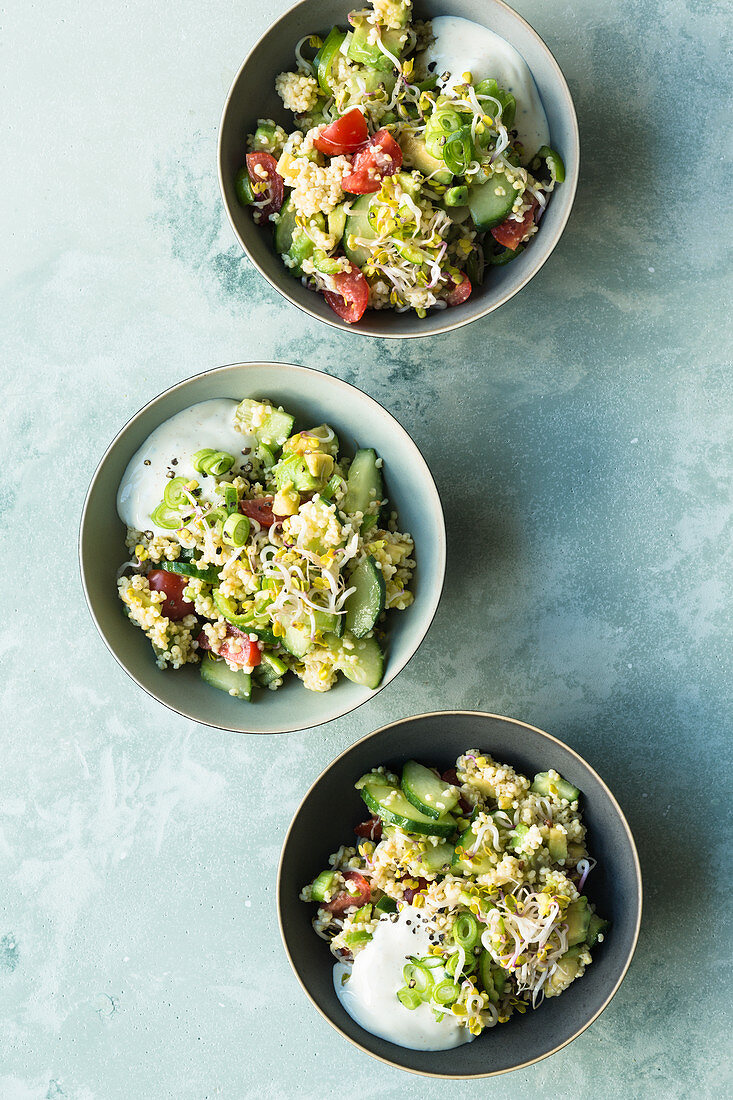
[236,0,565,323]
[116,397,414,701]
[302,753,607,1050]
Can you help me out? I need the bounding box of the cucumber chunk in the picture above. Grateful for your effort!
[280,618,313,659]
[401,760,459,820]
[342,448,383,517]
[253,652,288,687]
[547,825,568,862]
[199,653,252,700]
[343,194,379,267]
[325,631,384,689]
[451,824,495,875]
[374,894,397,914]
[212,590,276,644]
[344,555,386,638]
[565,898,591,946]
[166,561,221,584]
[586,913,610,947]
[467,171,518,230]
[419,841,455,874]
[356,775,457,838]
[531,771,581,804]
[235,397,295,448]
[311,869,336,902]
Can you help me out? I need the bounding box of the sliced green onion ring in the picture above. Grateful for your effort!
[203,506,228,528]
[163,476,189,508]
[397,986,422,1011]
[442,127,475,175]
[150,502,181,529]
[454,911,481,950]
[224,485,239,513]
[433,979,460,1005]
[222,513,250,547]
[193,449,236,477]
[403,961,434,997]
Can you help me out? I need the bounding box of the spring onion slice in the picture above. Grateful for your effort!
[163,477,189,508]
[223,513,250,547]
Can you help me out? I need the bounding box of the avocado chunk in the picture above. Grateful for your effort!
[399,132,453,186]
[565,897,591,946]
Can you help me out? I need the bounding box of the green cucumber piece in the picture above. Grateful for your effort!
[212,590,276,644]
[235,397,295,448]
[273,451,323,492]
[315,26,346,94]
[586,913,610,947]
[343,930,373,947]
[343,194,379,267]
[325,631,384,690]
[166,561,221,584]
[253,651,288,687]
[531,771,581,804]
[280,618,313,659]
[342,448,383,517]
[451,824,495,875]
[235,167,255,206]
[467,171,519,230]
[343,555,385,638]
[347,18,405,68]
[479,950,507,1003]
[401,760,459,820]
[311,869,336,902]
[328,203,348,243]
[374,895,397,914]
[199,653,251,700]
[419,841,455,874]
[356,775,457,838]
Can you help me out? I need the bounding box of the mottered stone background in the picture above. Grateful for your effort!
[1,1,730,1097]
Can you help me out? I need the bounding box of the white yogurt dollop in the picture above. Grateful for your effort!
[333,906,473,1051]
[117,399,253,536]
[421,16,550,164]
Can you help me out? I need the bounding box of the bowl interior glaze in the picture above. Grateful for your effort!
[219,0,579,339]
[79,363,445,733]
[278,712,642,1076]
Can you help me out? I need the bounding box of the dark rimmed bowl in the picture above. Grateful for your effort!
[79,363,446,734]
[278,711,642,1076]
[218,0,580,339]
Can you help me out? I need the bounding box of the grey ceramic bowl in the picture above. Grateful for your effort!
[279,711,642,1076]
[79,363,445,734]
[218,0,579,339]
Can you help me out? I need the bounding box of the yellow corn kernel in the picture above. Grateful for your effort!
[451,1004,467,1017]
[272,621,283,638]
[135,544,148,562]
[411,894,425,909]
[318,666,330,681]
[483,115,493,126]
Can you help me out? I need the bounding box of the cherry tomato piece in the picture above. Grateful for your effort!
[491,195,539,250]
[354,816,383,841]
[342,129,403,194]
[313,108,369,155]
[245,152,284,222]
[323,265,369,323]
[239,497,278,527]
[403,877,429,904]
[444,273,472,306]
[219,635,261,668]
[324,870,371,914]
[147,569,195,621]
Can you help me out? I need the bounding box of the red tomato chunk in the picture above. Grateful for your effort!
[147,570,195,621]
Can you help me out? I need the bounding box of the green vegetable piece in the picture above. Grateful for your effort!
[474,78,516,129]
[374,895,397,914]
[199,653,251,700]
[397,986,422,1010]
[235,166,255,206]
[166,561,221,584]
[529,145,566,183]
[433,978,460,1005]
[444,185,469,207]
[453,911,481,950]
[222,512,250,547]
[530,771,581,803]
[424,106,462,159]
[311,870,336,902]
[315,26,346,94]
[150,502,180,529]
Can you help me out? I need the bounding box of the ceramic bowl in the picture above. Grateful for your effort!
[79,363,445,734]
[278,711,642,1076]
[218,0,579,338]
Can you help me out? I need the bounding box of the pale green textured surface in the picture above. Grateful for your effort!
[1,0,731,1097]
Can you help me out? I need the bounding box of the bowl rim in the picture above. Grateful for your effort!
[78,362,447,734]
[217,0,580,340]
[277,709,643,1077]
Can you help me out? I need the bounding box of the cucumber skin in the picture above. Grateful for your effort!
[342,449,384,517]
[401,759,459,820]
[467,172,517,230]
[358,777,457,838]
[344,555,386,638]
[200,653,252,700]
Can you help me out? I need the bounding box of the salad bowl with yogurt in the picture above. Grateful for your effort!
[219,0,579,337]
[278,712,642,1076]
[79,363,445,734]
